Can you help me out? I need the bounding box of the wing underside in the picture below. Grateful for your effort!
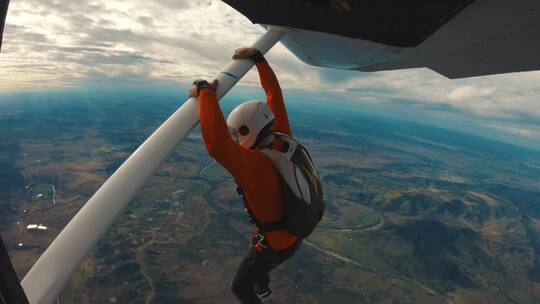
[358,0,540,78]
[223,0,475,48]
[224,0,540,79]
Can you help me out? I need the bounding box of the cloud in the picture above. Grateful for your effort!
[486,124,540,139]
[0,0,260,90]
[447,86,494,101]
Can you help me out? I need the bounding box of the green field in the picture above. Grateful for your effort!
[31,183,53,200]
[318,198,381,230]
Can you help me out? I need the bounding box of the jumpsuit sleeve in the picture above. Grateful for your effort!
[255,62,292,136]
[198,88,260,189]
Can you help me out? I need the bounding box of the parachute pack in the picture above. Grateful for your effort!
[254,132,325,238]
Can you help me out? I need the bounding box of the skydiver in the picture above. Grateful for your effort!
[190,47,303,303]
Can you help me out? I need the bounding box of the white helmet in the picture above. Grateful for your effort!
[227,100,274,149]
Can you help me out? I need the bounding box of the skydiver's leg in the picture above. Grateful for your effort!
[254,238,303,296]
[253,273,270,295]
[230,246,266,304]
[231,239,303,303]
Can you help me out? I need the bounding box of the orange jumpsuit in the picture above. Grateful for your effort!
[198,61,298,251]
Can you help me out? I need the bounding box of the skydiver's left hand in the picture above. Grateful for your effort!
[233,47,265,63]
[233,47,259,59]
[189,79,218,98]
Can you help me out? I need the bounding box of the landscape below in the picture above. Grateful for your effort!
[1,90,540,304]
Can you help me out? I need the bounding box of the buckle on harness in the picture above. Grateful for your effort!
[255,232,268,249]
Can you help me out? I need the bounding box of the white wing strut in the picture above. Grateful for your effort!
[21,26,287,304]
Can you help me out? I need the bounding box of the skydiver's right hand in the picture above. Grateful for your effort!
[189,79,218,98]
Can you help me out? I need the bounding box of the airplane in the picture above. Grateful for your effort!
[0,0,539,303]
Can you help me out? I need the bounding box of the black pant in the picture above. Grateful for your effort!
[230,238,302,304]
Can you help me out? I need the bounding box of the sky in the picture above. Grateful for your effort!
[1,0,540,150]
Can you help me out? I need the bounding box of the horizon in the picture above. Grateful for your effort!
[1,86,540,154]
[1,0,539,153]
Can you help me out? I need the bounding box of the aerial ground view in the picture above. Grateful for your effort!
[1,1,540,304]
[1,92,540,303]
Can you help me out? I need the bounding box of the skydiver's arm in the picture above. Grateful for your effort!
[255,61,292,136]
[199,88,240,162]
[198,88,258,185]
[232,47,292,136]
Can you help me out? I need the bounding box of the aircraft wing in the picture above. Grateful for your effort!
[0,0,8,51]
[223,0,540,79]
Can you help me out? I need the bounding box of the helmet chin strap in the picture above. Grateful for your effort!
[253,133,276,150]
[251,120,275,149]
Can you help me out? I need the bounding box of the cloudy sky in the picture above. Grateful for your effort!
[1,0,539,150]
